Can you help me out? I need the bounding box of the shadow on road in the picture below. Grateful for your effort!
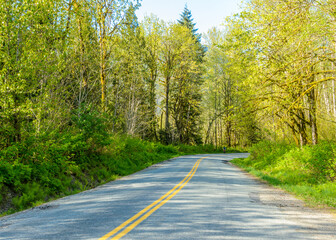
[0,154,335,240]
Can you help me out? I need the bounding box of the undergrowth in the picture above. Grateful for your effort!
[0,131,230,216]
[232,140,336,208]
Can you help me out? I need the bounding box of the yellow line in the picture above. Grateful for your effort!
[99,157,206,240]
[112,158,203,240]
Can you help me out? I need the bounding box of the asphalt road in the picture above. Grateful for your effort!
[0,153,335,240]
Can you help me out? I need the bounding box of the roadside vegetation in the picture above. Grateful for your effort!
[232,141,336,208]
[0,1,247,217]
[2,0,336,218]
[219,0,336,210]
[0,117,233,216]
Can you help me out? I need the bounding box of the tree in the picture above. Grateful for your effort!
[0,0,70,144]
[141,15,163,140]
[109,5,148,136]
[209,0,336,147]
[202,22,259,147]
[93,0,141,112]
[178,5,206,61]
[159,23,198,144]
[171,6,204,144]
[246,0,323,146]
[70,0,100,111]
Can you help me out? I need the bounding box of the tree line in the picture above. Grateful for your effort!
[0,0,211,148]
[203,0,336,147]
[4,0,331,150]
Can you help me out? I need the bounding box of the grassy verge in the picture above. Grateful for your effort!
[231,141,336,209]
[0,132,235,216]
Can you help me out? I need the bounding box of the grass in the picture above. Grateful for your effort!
[231,140,336,209]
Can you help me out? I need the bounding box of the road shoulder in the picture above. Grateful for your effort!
[230,162,336,240]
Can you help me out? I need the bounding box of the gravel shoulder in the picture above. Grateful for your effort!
[233,163,336,240]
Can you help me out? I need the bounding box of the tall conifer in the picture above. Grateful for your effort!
[178,5,206,61]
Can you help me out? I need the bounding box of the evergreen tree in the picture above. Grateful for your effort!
[178,5,206,61]
[163,6,205,144]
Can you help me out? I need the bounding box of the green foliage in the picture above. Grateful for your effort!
[247,140,336,182]
[0,161,32,187]
[232,141,336,208]
[202,26,258,147]
[215,0,336,146]
[0,0,231,217]
[178,5,205,60]
[248,141,295,170]
[0,129,226,215]
[12,183,46,211]
[72,107,111,150]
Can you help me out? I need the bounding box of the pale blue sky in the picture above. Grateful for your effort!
[136,0,244,35]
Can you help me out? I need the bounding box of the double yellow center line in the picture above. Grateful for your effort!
[99,157,206,240]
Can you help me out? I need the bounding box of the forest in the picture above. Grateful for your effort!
[1,0,336,213]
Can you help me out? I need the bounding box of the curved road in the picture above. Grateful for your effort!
[0,153,335,239]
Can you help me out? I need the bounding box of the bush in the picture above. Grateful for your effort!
[71,106,111,151]
[293,142,336,182]
[12,182,46,210]
[248,141,294,170]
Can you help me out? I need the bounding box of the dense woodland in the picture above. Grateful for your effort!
[1,0,336,212]
[3,0,336,149]
[0,0,207,148]
[0,0,254,149]
[204,0,336,147]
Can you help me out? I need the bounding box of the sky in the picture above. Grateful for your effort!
[136,0,244,35]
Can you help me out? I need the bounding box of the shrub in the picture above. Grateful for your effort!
[301,142,336,182]
[71,106,111,151]
[12,182,46,210]
[248,141,294,170]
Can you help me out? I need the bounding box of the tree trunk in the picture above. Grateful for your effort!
[165,76,171,143]
[77,6,87,112]
[100,47,106,111]
[308,56,318,145]
[149,77,157,140]
[13,14,22,142]
[214,90,217,147]
[333,80,336,117]
[13,96,21,143]
[298,110,308,147]
[226,121,231,147]
[333,40,336,117]
[99,7,107,112]
[309,87,318,145]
